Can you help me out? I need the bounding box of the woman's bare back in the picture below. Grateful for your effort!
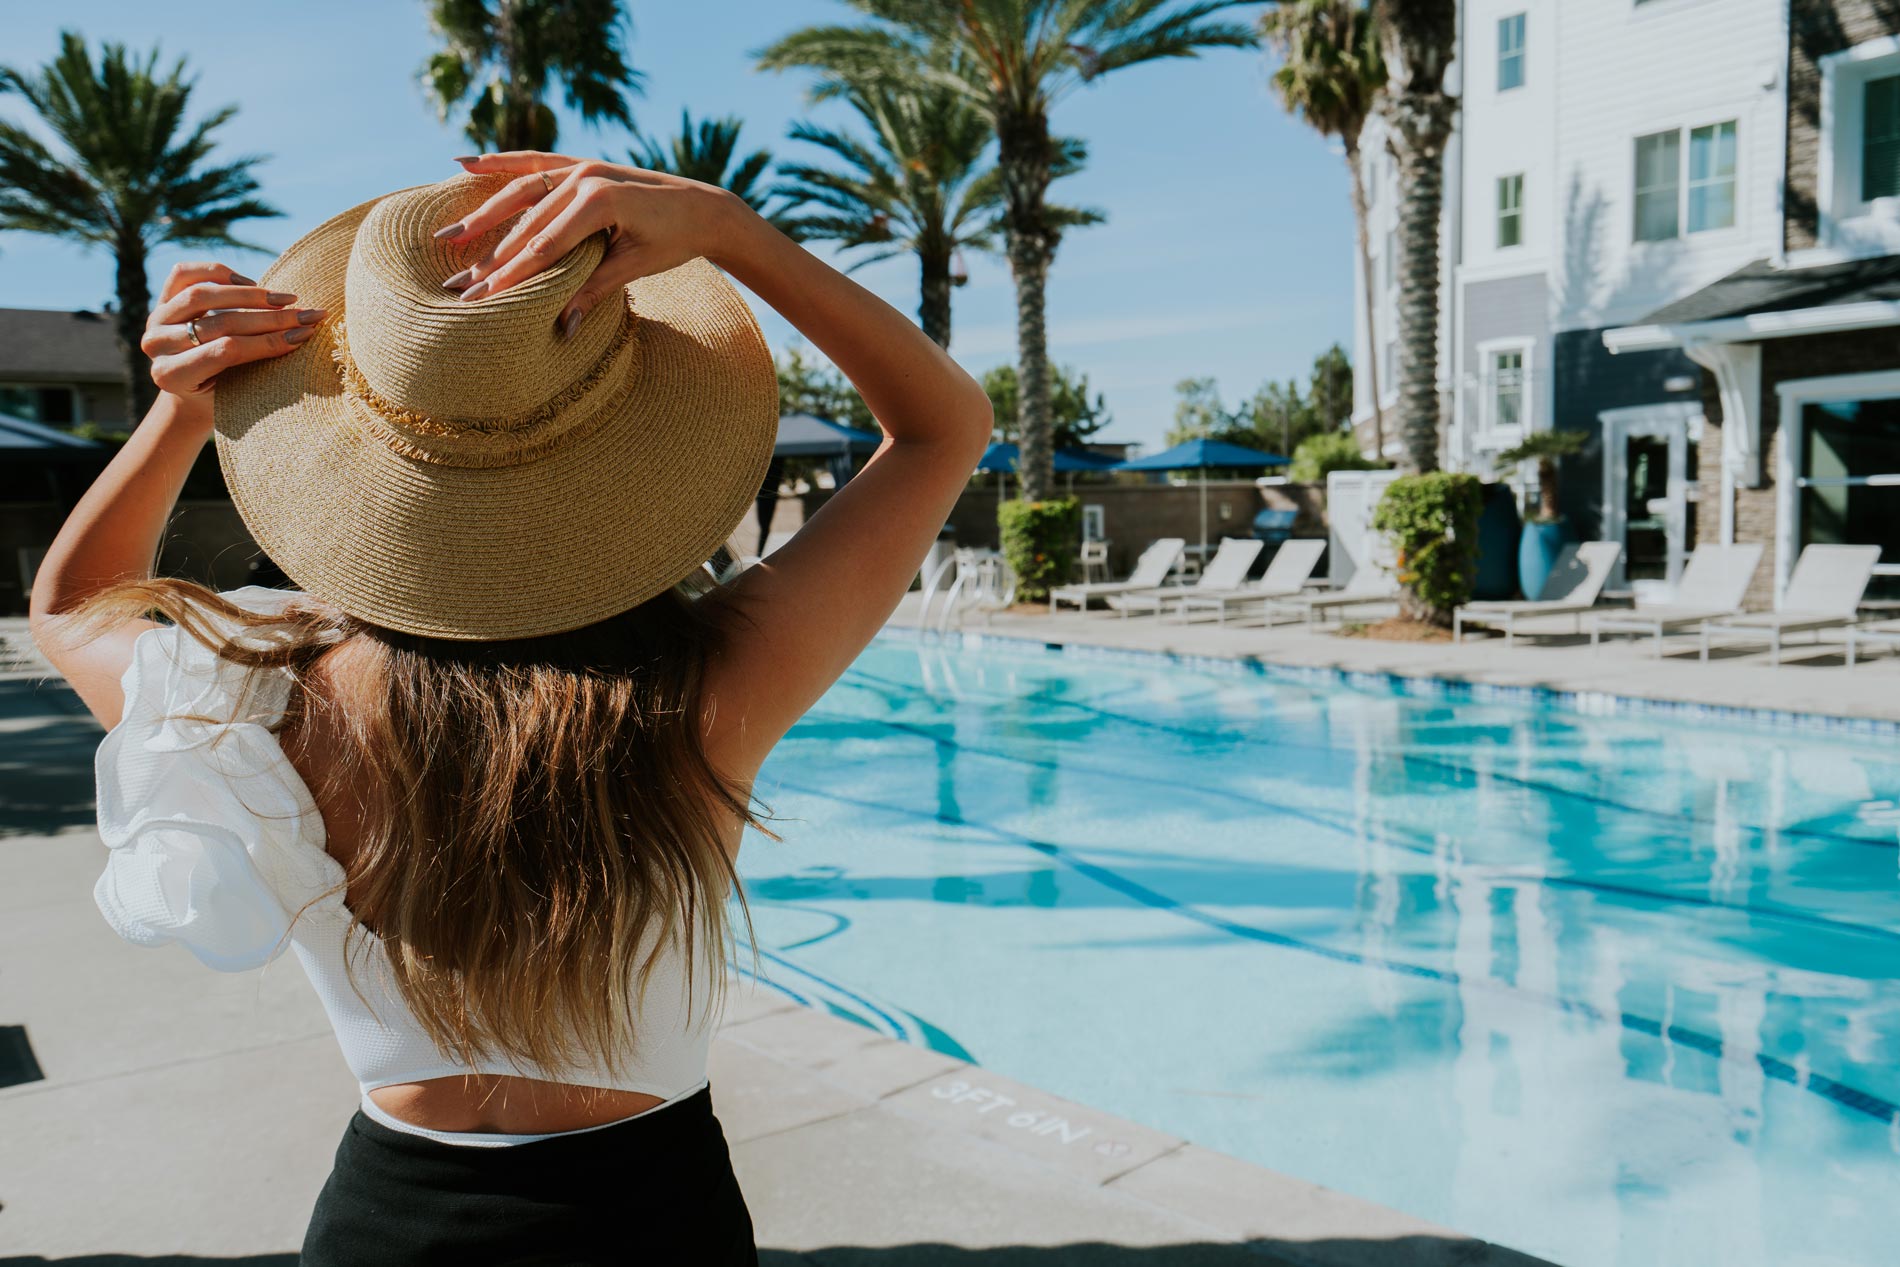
[279,644,684,1135]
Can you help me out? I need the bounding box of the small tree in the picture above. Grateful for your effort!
[984,363,1111,449]
[1495,429,1586,523]
[1290,431,1382,483]
[1371,471,1482,626]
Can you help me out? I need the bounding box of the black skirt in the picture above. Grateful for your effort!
[300,1084,757,1266]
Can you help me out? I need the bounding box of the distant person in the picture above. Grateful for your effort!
[29,152,987,1265]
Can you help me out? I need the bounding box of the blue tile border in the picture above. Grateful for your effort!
[878,624,1900,740]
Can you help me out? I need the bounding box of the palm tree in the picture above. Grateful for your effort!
[773,81,995,350]
[0,32,281,421]
[1373,0,1457,474]
[1262,0,1386,458]
[421,0,641,152]
[773,79,1102,350]
[628,108,797,234]
[758,0,1260,503]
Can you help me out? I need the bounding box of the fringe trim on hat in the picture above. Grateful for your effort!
[330,295,643,470]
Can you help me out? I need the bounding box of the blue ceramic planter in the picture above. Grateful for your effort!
[1518,519,1568,600]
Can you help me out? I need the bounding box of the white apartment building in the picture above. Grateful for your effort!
[1351,0,1789,591]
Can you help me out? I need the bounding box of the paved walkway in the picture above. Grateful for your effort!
[894,594,1900,725]
[0,638,1549,1266]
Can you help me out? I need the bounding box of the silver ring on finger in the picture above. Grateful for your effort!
[186,318,204,347]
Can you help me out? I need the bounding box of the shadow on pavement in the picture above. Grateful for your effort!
[754,1242,1549,1266]
[0,1240,1552,1267]
[0,677,100,837]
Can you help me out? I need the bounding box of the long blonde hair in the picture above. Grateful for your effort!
[63,575,765,1078]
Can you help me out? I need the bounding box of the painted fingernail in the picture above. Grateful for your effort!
[459,279,491,302]
[229,272,257,286]
[433,221,465,240]
[285,326,315,344]
[297,308,326,325]
[452,155,478,164]
[442,268,473,290]
[560,309,583,340]
[267,291,297,305]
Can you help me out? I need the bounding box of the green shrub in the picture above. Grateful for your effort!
[998,497,1080,602]
[1370,472,1483,626]
[1289,431,1383,483]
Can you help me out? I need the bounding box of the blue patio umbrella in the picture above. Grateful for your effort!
[1112,438,1290,553]
[975,441,1121,474]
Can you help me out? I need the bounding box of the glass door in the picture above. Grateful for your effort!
[1600,405,1700,597]
[1796,396,1900,603]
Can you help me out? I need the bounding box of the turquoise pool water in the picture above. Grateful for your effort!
[735,635,1900,1267]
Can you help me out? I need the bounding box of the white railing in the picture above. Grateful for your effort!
[923,547,1017,637]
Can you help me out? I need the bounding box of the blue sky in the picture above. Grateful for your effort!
[0,1,1354,451]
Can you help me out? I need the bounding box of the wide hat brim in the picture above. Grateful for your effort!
[213,178,780,641]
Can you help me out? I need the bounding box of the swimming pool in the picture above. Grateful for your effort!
[734,634,1900,1267]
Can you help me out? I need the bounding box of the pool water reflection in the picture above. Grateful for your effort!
[736,638,1900,1267]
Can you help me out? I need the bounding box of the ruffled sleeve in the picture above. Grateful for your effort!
[92,586,347,972]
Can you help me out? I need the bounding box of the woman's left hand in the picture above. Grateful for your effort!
[436,152,746,337]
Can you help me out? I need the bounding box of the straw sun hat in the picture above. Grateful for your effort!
[213,172,780,641]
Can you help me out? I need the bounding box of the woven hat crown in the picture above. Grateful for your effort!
[336,176,640,469]
[213,172,779,641]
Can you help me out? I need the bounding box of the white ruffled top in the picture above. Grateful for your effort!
[92,586,719,1100]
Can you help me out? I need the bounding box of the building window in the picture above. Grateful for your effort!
[1491,350,1525,430]
[0,384,77,425]
[1866,73,1900,201]
[1797,395,1900,601]
[1383,338,1398,393]
[1633,129,1681,241]
[1383,227,1396,290]
[1497,174,1524,247]
[1498,14,1526,92]
[1634,121,1738,241]
[1686,121,1738,232]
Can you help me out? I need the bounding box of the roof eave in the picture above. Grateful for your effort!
[1603,300,1900,354]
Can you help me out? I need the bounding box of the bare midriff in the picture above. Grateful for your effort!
[367,1075,666,1134]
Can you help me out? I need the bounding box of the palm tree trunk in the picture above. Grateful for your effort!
[1008,236,1054,501]
[1391,128,1446,475]
[919,254,953,349]
[115,235,154,423]
[996,113,1059,503]
[1344,137,1383,459]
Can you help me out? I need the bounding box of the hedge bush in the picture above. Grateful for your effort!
[1288,431,1383,483]
[1370,472,1483,626]
[998,497,1080,602]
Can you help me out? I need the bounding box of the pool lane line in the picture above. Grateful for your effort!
[897,624,1900,739]
[796,704,1900,949]
[836,666,1899,854]
[769,777,1900,1130]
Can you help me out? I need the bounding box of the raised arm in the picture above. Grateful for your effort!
[30,267,323,728]
[445,153,993,779]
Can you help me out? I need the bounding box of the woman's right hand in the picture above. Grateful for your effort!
[140,262,326,416]
[433,152,752,338]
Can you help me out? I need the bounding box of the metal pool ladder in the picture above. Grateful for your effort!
[919,547,1017,636]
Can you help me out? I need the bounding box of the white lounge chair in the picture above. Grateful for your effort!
[1453,541,1623,647]
[1108,538,1265,619]
[1171,539,1329,625]
[1049,537,1185,613]
[1698,544,1881,665]
[1261,562,1399,627]
[1845,619,1900,667]
[1587,542,1764,655]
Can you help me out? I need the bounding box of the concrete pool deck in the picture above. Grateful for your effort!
[891,593,1900,726]
[0,627,1551,1266]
